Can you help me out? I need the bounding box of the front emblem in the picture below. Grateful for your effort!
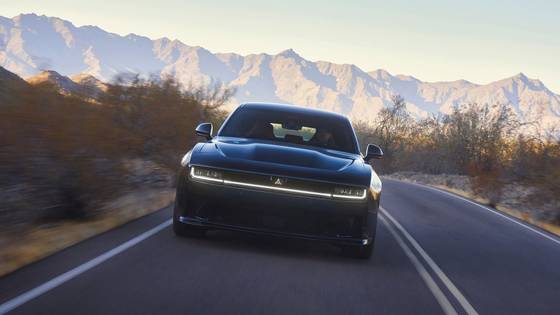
[270,176,287,186]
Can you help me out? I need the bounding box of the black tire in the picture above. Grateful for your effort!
[173,217,207,238]
[342,242,374,259]
[342,211,377,259]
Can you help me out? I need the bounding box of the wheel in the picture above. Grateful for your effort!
[342,242,374,259]
[173,216,207,238]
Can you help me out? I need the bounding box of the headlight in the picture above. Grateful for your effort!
[370,171,382,194]
[180,150,193,167]
[190,166,224,183]
[333,186,367,199]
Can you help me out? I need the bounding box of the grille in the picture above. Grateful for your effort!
[191,166,366,200]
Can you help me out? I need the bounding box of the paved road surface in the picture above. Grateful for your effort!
[1,179,559,314]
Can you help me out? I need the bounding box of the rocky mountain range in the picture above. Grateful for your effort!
[1,13,559,131]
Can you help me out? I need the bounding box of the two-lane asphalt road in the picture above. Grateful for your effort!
[1,179,559,314]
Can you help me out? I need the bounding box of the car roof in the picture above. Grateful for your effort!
[239,102,350,121]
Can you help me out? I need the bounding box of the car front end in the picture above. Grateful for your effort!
[173,103,383,258]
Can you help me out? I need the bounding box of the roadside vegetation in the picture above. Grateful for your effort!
[0,71,234,275]
[355,95,560,229]
[2,65,558,273]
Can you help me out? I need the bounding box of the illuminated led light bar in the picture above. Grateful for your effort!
[190,167,224,183]
[223,179,333,198]
[332,189,367,200]
[190,166,366,200]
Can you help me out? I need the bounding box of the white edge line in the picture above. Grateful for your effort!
[379,215,458,315]
[394,179,560,246]
[0,219,172,315]
[381,207,479,315]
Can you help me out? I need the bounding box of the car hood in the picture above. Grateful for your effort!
[190,138,371,187]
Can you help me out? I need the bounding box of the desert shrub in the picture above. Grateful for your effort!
[355,95,558,218]
[0,74,233,228]
[355,95,416,173]
[510,135,560,222]
[102,75,234,168]
[0,82,134,225]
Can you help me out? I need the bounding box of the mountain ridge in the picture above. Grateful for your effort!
[26,69,107,99]
[1,13,559,130]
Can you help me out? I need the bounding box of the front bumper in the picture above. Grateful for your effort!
[174,166,379,246]
[178,215,372,246]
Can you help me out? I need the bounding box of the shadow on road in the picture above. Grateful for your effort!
[168,224,395,268]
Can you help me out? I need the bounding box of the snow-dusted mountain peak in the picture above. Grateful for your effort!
[1,13,559,132]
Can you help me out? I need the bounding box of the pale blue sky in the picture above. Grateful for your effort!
[3,0,559,92]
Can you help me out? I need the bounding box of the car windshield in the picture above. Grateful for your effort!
[219,107,358,153]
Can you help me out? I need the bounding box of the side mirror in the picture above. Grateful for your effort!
[364,144,383,162]
[195,123,213,140]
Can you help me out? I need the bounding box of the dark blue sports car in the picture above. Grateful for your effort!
[173,103,383,258]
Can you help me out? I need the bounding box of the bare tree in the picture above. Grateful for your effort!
[184,81,237,122]
[372,95,415,173]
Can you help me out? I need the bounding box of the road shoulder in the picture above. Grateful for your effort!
[383,175,560,237]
